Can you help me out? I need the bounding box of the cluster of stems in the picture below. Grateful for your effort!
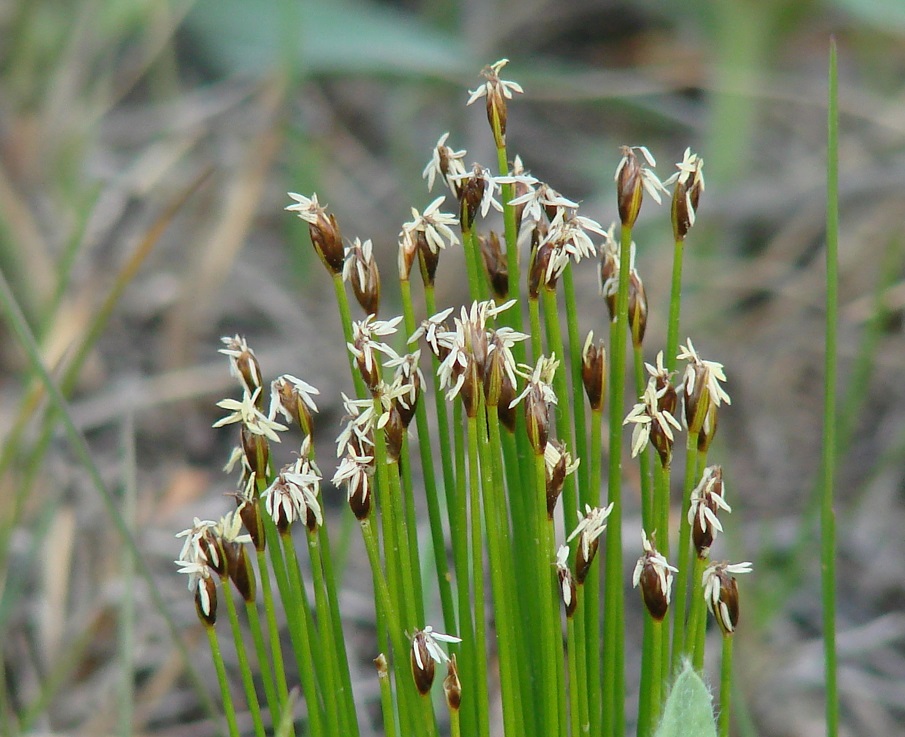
[175,59,752,737]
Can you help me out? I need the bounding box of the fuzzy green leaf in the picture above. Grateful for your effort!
[654,662,718,737]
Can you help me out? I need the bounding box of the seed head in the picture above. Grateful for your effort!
[443,655,462,711]
[665,148,705,241]
[614,146,666,228]
[632,531,678,621]
[703,561,752,634]
[555,545,578,618]
[677,339,731,435]
[480,231,509,299]
[219,335,263,395]
[343,237,381,317]
[581,331,607,413]
[567,503,614,584]
[422,133,467,195]
[333,451,375,520]
[689,466,731,558]
[270,374,320,437]
[628,269,648,347]
[466,59,523,148]
[544,441,579,519]
[411,626,461,695]
[286,192,344,274]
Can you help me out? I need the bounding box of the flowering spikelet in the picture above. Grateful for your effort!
[677,338,731,435]
[544,441,579,519]
[581,331,607,413]
[286,192,344,274]
[511,354,559,454]
[343,237,381,316]
[632,531,677,621]
[567,503,614,584]
[219,335,263,396]
[703,561,752,634]
[422,133,467,195]
[466,58,523,148]
[410,626,461,695]
[664,148,705,241]
[555,545,578,618]
[614,146,667,228]
[270,374,320,437]
[689,466,731,558]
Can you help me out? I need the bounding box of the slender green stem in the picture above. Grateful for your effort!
[562,266,590,505]
[688,556,708,671]
[281,532,336,736]
[222,578,266,737]
[529,297,543,360]
[567,615,581,737]
[245,599,284,735]
[633,342,654,531]
[542,287,578,532]
[534,453,561,737]
[307,528,358,736]
[603,222,633,737]
[822,38,840,737]
[671,434,699,670]
[664,238,686,374]
[400,279,457,631]
[206,625,240,737]
[638,613,654,737]
[461,226,484,302]
[466,413,491,737]
[332,273,367,398]
[376,657,398,737]
[477,400,524,737]
[586,409,603,737]
[256,549,291,710]
[451,402,478,737]
[650,618,665,732]
[719,634,735,737]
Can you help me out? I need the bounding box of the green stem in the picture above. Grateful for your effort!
[461,226,484,302]
[688,556,708,671]
[256,549,292,711]
[664,238,686,374]
[633,342,654,531]
[586,409,603,737]
[222,578,266,737]
[466,413,491,737]
[822,39,840,737]
[542,287,579,532]
[534,453,561,737]
[638,613,654,737]
[477,400,524,737]
[281,532,336,736]
[332,272,367,398]
[718,634,734,737]
[206,625,240,737]
[562,266,590,505]
[603,222,633,737]
[245,599,285,735]
[671,433,699,671]
[529,297,543,360]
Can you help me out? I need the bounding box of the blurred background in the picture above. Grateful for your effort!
[1,0,905,735]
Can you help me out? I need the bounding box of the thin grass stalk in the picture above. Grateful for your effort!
[664,238,686,375]
[372,421,407,631]
[332,272,367,398]
[562,266,590,504]
[221,579,267,737]
[637,614,654,737]
[670,433,699,670]
[313,521,357,737]
[280,532,336,736]
[244,599,284,734]
[206,624,241,737]
[541,287,579,531]
[632,343,654,530]
[566,615,581,737]
[451,401,478,737]
[386,454,425,626]
[586,408,604,737]
[400,279,457,631]
[307,528,358,736]
[822,38,840,737]
[466,413,492,737]
[399,439,427,620]
[570,584,590,734]
[529,296,543,360]
[688,557,708,671]
[375,656,399,737]
[603,223,633,737]
[486,405,536,737]
[649,618,665,730]
[0,270,218,721]
[255,549,292,711]
[461,226,485,301]
[473,402,523,737]
[534,453,563,737]
[359,520,435,737]
[718,633,734,737]
[653,463,672,691]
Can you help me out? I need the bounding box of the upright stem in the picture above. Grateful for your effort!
[664,238,686,374]
[603,223,633,737]
[586,409,603,737]
[206,625,240,737]
[718,634,735,737]
[222,581,266,737]
[671,434,699,670]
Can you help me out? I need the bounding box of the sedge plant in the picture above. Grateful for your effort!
[173,58,766,737]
